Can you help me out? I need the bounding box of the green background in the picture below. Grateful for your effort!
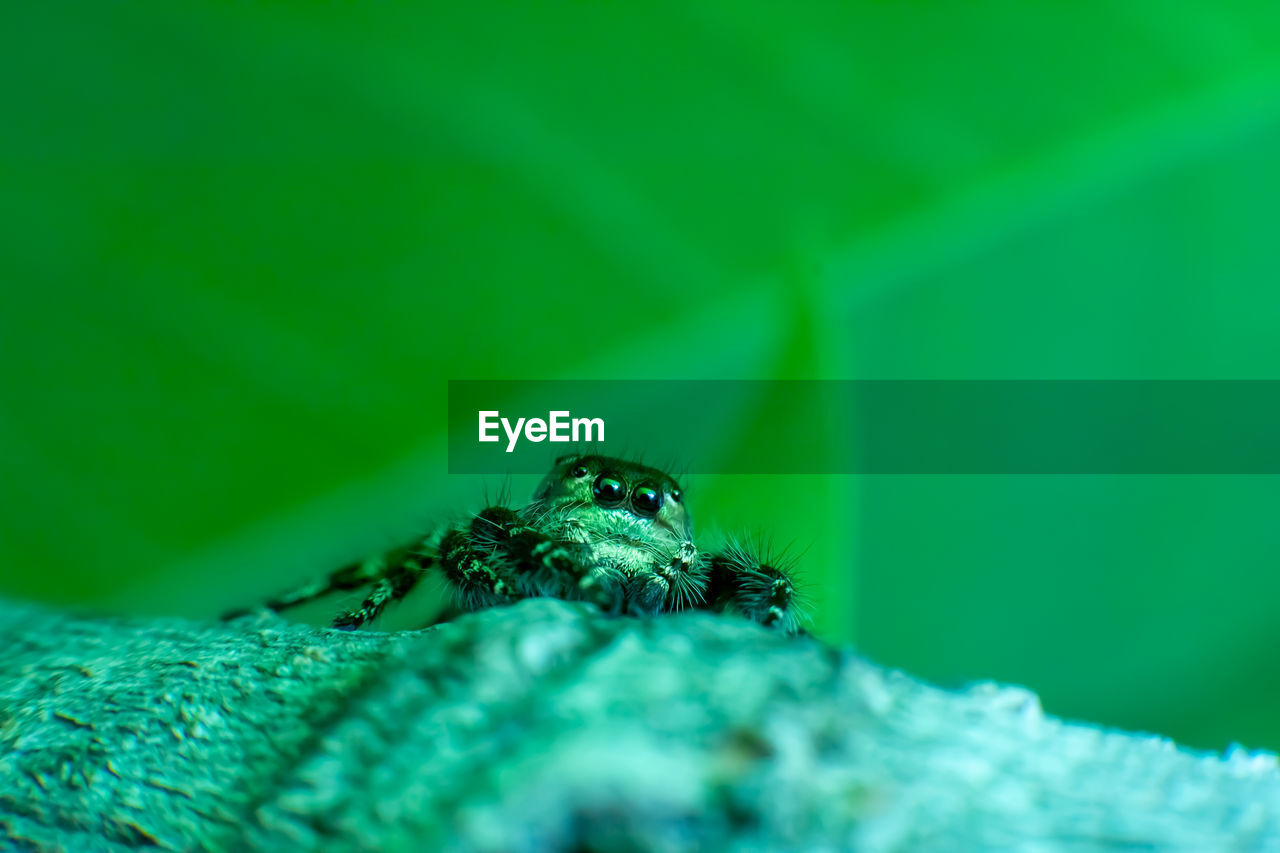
[4,3,1280,752]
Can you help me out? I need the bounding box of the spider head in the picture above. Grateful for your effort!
[532,454,690,539]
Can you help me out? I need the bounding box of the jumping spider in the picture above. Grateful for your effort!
[226,454,806,635]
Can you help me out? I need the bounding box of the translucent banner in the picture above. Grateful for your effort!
[447,380,1280,474]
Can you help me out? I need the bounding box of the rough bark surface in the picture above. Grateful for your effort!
[0,597,1276,851]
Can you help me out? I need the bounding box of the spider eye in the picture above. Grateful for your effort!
[670,488,681,503]
[569,465,589,478]
[631,484,662,517]
[592,474,626,506]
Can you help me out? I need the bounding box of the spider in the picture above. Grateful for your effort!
[225,454,806,635]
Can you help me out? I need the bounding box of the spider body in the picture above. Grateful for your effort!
[229,455,805,634]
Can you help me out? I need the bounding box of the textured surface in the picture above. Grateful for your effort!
[0,598,1278,851]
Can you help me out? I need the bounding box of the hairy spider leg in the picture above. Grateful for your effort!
[220,557,391,621]
[332,554,429,630]
[706,546,805,636]
[659,541,707,612]
[468,505,615,609]
[617,540,706,615]
[436,509,526,612]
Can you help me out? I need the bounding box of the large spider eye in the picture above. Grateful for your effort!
[592,474,626,506]
[569,464,589,478]
[631,483,662,517]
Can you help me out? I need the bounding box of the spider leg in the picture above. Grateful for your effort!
[660,540,707,612]
[332,555,427,630]
[507,528,605,601]
[628,540,705,614]
[705,543,806,635]
[220,557,385,621]
[473,505,616,610]
[438,510,525,612]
